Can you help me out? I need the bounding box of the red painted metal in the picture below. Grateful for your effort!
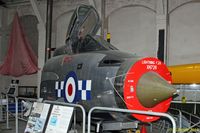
[124,57,172,122]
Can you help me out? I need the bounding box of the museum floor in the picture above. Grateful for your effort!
[0,120,26,133]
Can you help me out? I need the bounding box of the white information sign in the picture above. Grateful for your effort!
[24,102,50,133]
[45,105,74,133]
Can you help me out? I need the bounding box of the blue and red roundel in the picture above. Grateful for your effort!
[63,71,79,103]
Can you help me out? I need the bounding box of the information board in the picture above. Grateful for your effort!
[45,105,74,133]
[24,102,50,133]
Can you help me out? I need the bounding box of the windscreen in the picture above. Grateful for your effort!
[78,35,118,53]
[79,10,99,39]
[66,5,100,41]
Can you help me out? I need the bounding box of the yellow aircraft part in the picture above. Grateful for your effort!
[168,63,200,84]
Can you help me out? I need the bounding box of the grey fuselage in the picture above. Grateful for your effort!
[40,47,140,111]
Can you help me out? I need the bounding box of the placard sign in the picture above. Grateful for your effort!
[45,105,74,133]
[24,102,50,133]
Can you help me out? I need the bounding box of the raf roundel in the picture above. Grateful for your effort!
[64,71,78,103]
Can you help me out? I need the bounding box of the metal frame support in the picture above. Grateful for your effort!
[170,108,182,133]
[29,0,45,28]
[45,0,53,61]
[5,96,38,133]
[29,0,46,98]
[101,0,106,38]
[87,107,176,133]
[4,97,86,133]
[37,23,46,98]
[156,0,168,64]
[88,0,96,8]
[6,95,10,130]
[172,100,200,104]
[43,100,86,133]
[0,92,3,122]
[15,97,18,133]
[5,94,18,132]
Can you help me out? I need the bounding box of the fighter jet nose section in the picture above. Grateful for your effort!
[137,72,177,108]
[123,57,177,122]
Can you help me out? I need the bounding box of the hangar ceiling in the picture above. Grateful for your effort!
[0,0,44,7]
[0,0,29,6]
[0,0,78,7]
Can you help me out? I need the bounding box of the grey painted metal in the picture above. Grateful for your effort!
[172,100,200,114]
[17,97,38,121]
[29,0,45,27]
[17,97,38,102]
[172,100,200,104]
[15,97,18,133]
[0,105,2,122]
[101,0,105,37]
[170,108,182,133]
[6,95,10,129]
[45,0,53,60]
[88,0,96,8]
[173,84,200,102]
[96,122,101,132]
[6,94,18,133]
[182,121,200,133]
[102,121,138,131]
[73,108,76,131]
[5,96,38,133]
[0,94,4,122]
[44,100,86,133]
[41,51,133,112]
[179,109,200,133]
[194,103,197,114]
[87,107,176,133]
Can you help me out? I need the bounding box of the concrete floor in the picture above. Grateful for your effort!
[0,119,83,133]
[0,120,26,133]
[0,119,162,133]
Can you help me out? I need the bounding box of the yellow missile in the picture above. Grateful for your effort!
[168,63,200,84]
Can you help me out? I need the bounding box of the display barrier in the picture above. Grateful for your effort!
[4,95,38,133]
[43,100,86,133]
[87,106,177,133]
[2,95,86,133]
[4,94,86,133]
[0,94,7,122]
[170,108,182,133]
[2,95,177,133]
[6,94,19,133]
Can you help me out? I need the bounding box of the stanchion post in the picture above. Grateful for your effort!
[179,110,182,133]
[6,94,10,129]
[15,97,18,133]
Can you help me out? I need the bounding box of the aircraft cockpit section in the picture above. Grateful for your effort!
[54,5,101,56]
[54,35,118,56]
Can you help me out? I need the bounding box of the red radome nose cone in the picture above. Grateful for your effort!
[124,57,176,122]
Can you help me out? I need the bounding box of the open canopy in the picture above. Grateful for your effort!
[0,13,38,77]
